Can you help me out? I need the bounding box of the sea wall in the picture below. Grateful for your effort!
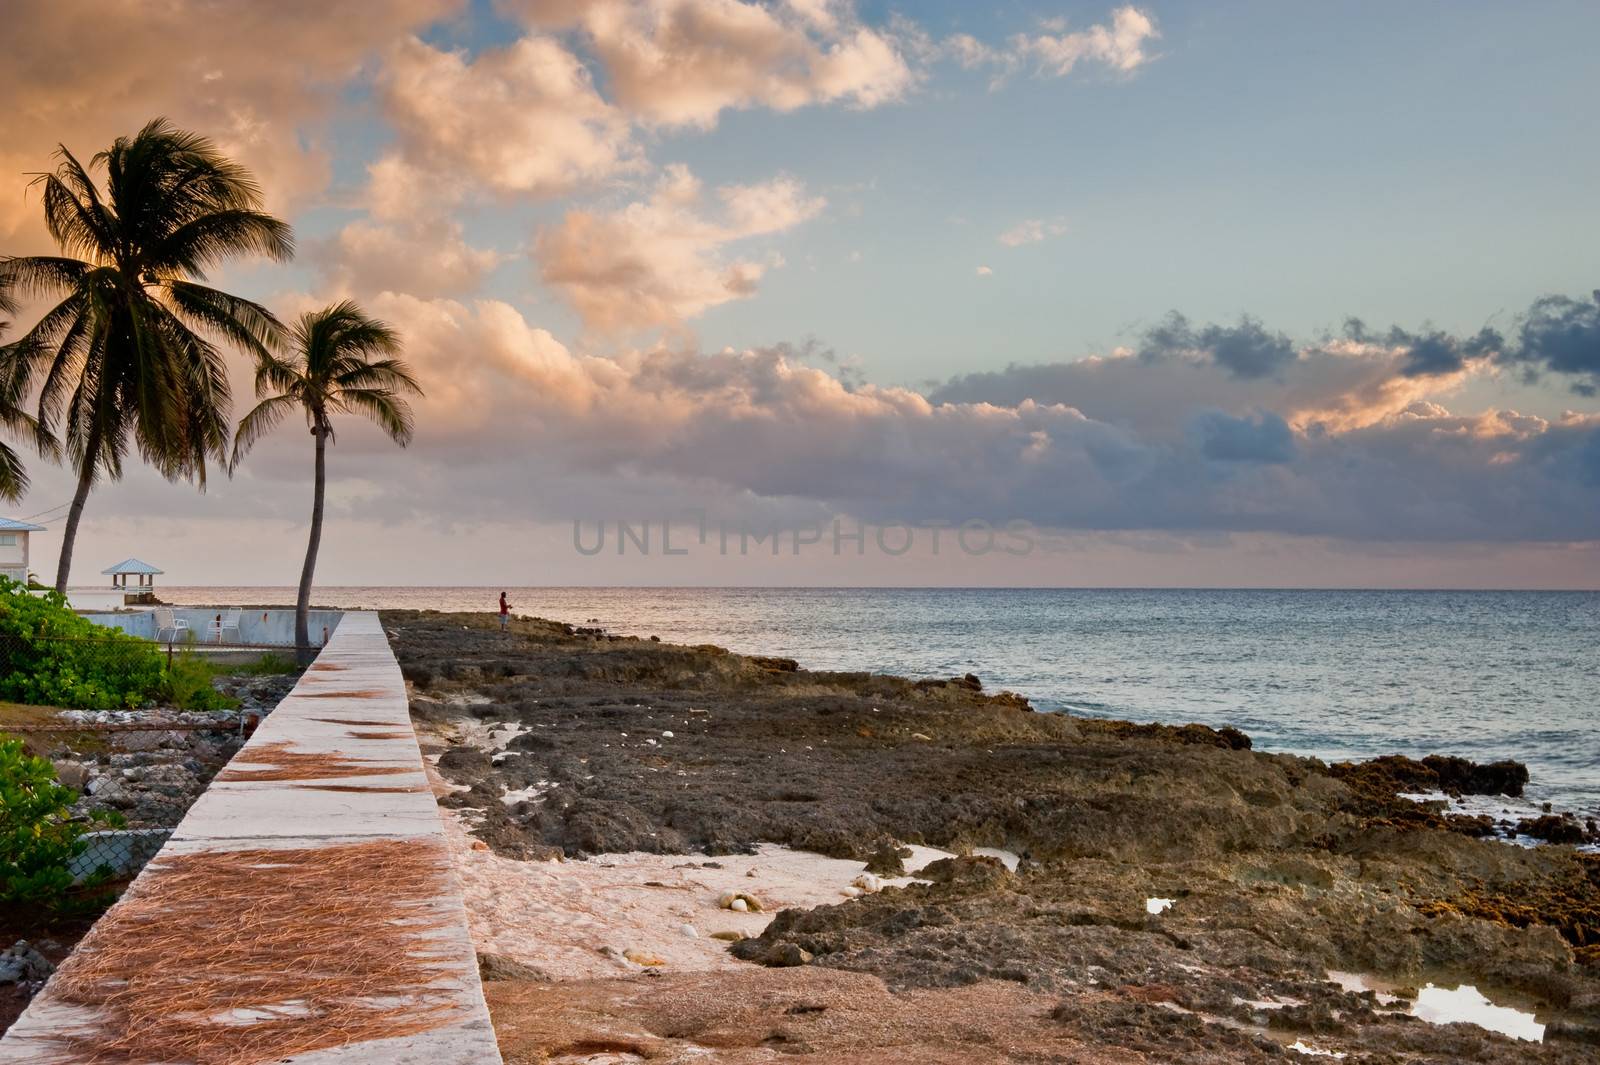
[82,606,345,646]
[0,611,502,1063]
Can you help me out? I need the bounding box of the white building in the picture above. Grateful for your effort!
[0,517,44,585]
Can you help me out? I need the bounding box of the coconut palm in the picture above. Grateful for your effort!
[231,302,420,653]
[0,118,292,590]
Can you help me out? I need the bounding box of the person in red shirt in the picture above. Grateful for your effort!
[498,591,512,630]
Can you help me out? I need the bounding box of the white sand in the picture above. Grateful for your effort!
[417,713,978,980]
[440,812,957,979]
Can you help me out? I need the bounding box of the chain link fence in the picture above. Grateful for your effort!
[2,634,303,885]
[6,719,248,884]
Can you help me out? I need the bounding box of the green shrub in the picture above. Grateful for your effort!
[0,578,165,709]
[164,650,239,712]
[234,651,300,676]
[0,734,114,908]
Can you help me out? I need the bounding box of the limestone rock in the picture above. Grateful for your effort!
[762,943,814,967]
[624,948,667,967]
[0,941,53,985]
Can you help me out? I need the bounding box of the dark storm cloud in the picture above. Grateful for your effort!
[1139,313,1298,379]
[1510,291,1600,396]
[1341,318,1502,378]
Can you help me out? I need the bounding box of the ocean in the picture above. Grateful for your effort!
[168,587,1600,817]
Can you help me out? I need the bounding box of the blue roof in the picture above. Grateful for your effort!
[0,517,45,532]
[101,558,163,576]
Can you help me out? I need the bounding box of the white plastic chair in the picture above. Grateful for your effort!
[209,608,242,643]
[153,607,189,643]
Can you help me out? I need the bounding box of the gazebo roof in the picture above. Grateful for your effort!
[102,558,163,576]
[0,517,46,532]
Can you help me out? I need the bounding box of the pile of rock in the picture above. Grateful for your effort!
[44,718,246,829]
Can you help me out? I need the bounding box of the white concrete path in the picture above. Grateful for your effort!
[0,612,503,1064]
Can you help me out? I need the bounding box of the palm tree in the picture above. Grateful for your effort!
[0,118,292,590]
[231,302,420,654]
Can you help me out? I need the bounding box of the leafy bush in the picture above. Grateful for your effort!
[234,651,300,676]
[0,734,113,908]
[164,650,239,711]
[0,578,165,709]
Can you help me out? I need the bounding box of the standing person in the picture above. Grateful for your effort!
[499,591,512,631]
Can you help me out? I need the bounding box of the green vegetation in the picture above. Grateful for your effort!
[234,651,300,676]
[0,578,164,709]
[163,649,238,712]
[0,734,116,909]
[0,580,240,711]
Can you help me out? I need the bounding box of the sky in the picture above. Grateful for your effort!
[0,0,1597,588]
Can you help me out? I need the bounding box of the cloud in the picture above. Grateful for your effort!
[312,217,508,298]
[1510,291,1600,395]
[535,164,824,331]
[1012,5,1160,77]
[236,293,1600,549]
[378,33,639,198]
[1140,313,1298,380]
[1341,318,1502,378]
[0,0,461,246]
[933,315,1488,436]
[499,0,917,129]
[1189,411,1295,464]
[998,217,1068,247]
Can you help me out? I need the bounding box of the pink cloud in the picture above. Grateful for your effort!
[500,0,917,128]
[379,34,640,198]
[536,164,824,332]
[0,0,462,246]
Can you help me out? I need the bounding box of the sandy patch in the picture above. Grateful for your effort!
[438,811,953,980]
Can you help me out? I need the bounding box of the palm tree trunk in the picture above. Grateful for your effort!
[54,423,102,594]
[295,421,327,659]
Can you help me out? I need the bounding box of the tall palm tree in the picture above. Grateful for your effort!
[0,118,292,590]
[231,302,420,653]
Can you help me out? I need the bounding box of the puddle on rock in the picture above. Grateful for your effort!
[1326,970,1545,1042]
[971,847,1020,871]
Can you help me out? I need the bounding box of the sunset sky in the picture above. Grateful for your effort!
[2,0,1597,587]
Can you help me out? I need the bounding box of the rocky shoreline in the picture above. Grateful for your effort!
[387,609,1600,1062]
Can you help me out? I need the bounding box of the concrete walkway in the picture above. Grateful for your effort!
[0,612,503,1064]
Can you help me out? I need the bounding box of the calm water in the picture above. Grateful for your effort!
[169,587,1600,815]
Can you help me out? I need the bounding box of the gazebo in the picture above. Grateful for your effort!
[102,558,163,603]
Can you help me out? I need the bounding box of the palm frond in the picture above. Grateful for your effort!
[334,387,416,446]
[332,356,423,394]
[0,440,28,502]
[0,255,91,303]
[164,280,284,360]
[152,210,294,275]
[230,393,301,469]
[36,152,114,262]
